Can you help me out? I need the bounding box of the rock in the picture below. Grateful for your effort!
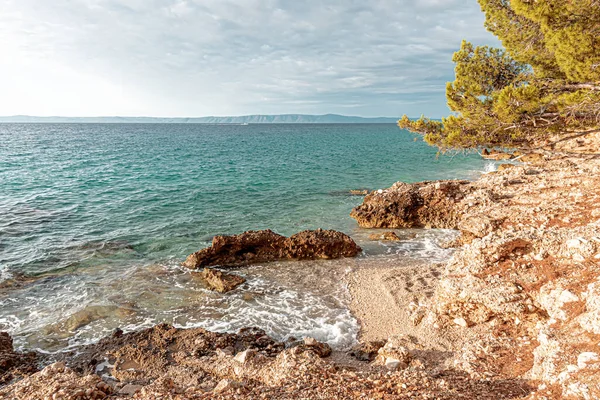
[376,335,414,370]
[453,317,469,328]
[118,384,143,395]
[458,215,498,239]
[302,337,332,358]
[43,305,135,335]
[234,349,257,364]
[202,268,246,293]
[520,153,545,164]
[497,163,515,172]
[184,229,361,268]
[350,341,386,362]
[213,379,244,393]
[368,231,402,241]
[350,180,472,229]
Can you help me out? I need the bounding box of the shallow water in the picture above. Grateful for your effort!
[0,123,490,352]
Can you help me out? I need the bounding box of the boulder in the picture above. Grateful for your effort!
[202,268,246,293]
[350,180,472,229]
[184,229,361,269]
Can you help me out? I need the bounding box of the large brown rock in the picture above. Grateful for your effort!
[184,229,361,269]
[350,180,473,229]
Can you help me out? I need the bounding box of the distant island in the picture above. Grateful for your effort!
[0,114,398,124]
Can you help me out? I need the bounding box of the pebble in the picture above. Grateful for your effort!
[454,318,469,328]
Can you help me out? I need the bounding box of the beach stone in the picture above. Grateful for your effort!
[184,229,361,268]
[302,337,332,358]
[118,384,143,395]
[234,349,257,364]
[376,335,414,370]
[350,340,386,361]
[202,268,246,293]
[213,379,244,393]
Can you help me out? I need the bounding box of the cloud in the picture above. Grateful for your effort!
[0,0,499,117]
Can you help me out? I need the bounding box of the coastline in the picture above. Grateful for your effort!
[2,134,600,398]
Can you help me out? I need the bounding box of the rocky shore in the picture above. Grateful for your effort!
[1,136,599,399]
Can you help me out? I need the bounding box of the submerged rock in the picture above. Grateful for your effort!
[349,189,370,195]
[184,229,361,269]
[202,268,246,293]
[43,305,135,336]
[368,231,402,241]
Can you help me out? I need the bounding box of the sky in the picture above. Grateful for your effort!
[0,0,499,118]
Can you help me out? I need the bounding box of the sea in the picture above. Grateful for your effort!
[0,123,494,353]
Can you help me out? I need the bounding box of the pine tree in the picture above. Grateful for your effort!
[399,0,600,149]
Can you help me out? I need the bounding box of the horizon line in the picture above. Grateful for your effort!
[0,113,400,119]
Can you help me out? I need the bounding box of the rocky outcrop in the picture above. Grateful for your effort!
[184,229,361,269]
[398,155,600,398]
[202,268,246,293]
[350,180,473,229]
[0,332,38,386]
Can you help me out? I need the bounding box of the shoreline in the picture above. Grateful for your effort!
[2,134,600,397]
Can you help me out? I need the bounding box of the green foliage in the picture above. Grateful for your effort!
[400,0,600,149]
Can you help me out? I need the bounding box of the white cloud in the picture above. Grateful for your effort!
[0,0,499,117]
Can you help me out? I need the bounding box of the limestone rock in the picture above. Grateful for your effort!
[213,379,244,393]
[184,229,361,268]
[497,164,515,172]
[376,335,414,370]
[118,384,143,395]
[350,340,386,362]
[202,268,246,293]
[301,337,332,358]
[458,214,498,239]
[350,180,472,229]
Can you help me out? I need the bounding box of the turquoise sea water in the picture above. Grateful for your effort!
[0,123,491,352]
